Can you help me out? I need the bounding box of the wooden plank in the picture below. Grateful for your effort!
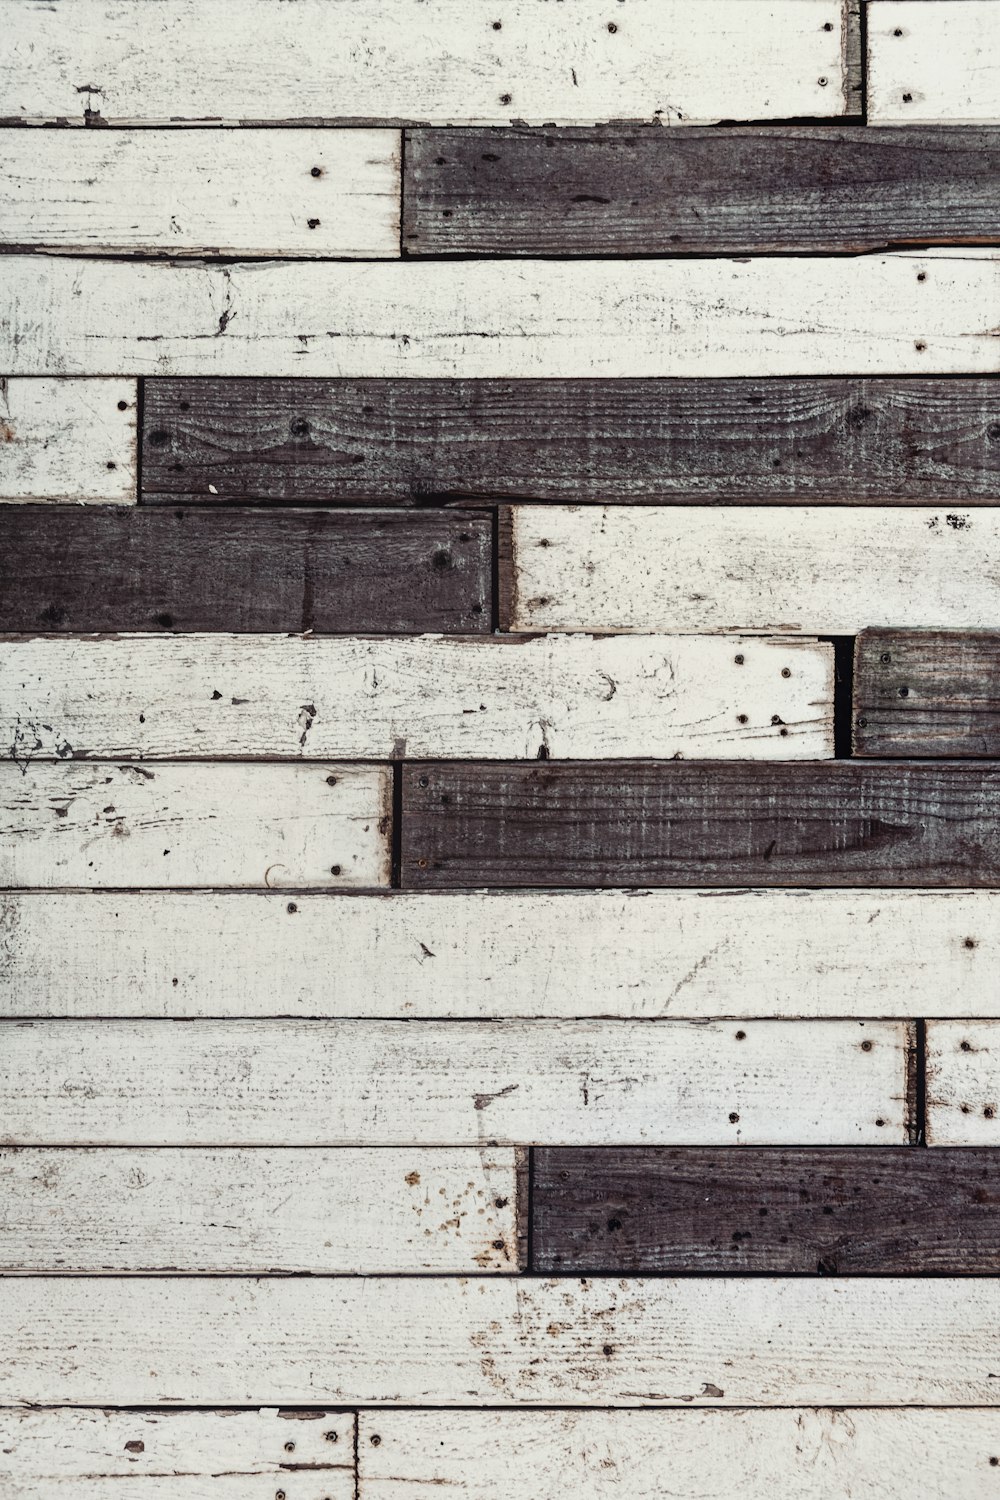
[0,129,400,258]
[0,634,834,762]
[0,763,390,890]
[401,761,1000,889]
[0,1019,909,1146]
[403,126,1000,254]
[2,890,995,1020]
[533,1147,1000,1273]
[0,1147,522,1272]
[2,1274,998,1406]
[6,252,999,378]
[855,629,1000,758]
[508,506,1000,634]
[0,378,136,503]
[0,507,491,634]
[1,0,848,127]
[869,1,1000,125]
[927,1022,1000,1148]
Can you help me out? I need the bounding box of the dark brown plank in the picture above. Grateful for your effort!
[400,761,1000,888]
[403,126,1000,254]
[141,377,1000,507]
[855,630,1000,758]
[0,506,490,634]
[533,1147,1000,1274]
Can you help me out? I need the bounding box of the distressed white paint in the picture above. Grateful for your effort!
[510,506,1000,634]
[0,1147,521,1272]
[4,252,996,378]
[0,1018,908,1145]
[0,762,390,890]
[869,1,1000,124]
[0,130,401,257]
[0,633,834,761]
[0,378,136,503]
[927,1020,1000,1147]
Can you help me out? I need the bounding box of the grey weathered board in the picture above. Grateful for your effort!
[855,630,1000,758]
[0,506,491,634]
[403,126,1000,255]
[141,377,1000,506]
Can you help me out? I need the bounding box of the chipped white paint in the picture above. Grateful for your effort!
[0,762,390,890]
[869,1,1000,124]
[927,1020,1000,1147]
[0,378,136,503]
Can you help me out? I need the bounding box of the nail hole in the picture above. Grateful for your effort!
[286,902,297,914]
[117,399,128,411]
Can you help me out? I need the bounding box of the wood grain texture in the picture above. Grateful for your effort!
[404,126,1000,254]
[855,630,1000,758]
[401,761,1000,889]
[2,890,994,1020]
[533,1147,1000,1274]
[0,507,490,634]
[509,505,1000,634]
[0,762,390,890]
[927,1022,1000,1148]
[869,1,1000,125]
[6,252,998,378]
[0,378,136,503]
[0,1019,908,1146]
[1,0,848,126]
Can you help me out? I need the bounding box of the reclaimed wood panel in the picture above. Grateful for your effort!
[855,629,1000,758]
[927,1022,1000,1148]
[0,762,390,890]
[401,761,1000,889]
[0,378,136,504]
[0,507,491,634]
[869,1,1000,125]
[508,506,1000,634]
[2,890,994,1020]
[0,1019,908,1146]
[533,1147,1000,1274]
[0,1147,522,1273]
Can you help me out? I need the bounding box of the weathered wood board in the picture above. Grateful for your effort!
[0,378,136,504]
[869,1,1000,125]
[927,1022,1000,1148]
[401,761,1000,889]
[0,1147,522,1272]
[508,506,1000,634]
[0,507,491,634]
[0,763,390,890]
[0,1019,909,1145]
[855,630,1000,758]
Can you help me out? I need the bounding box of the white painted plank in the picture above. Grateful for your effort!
[927,1020,1000,1146]
[0,378,136,503]
[0,1018,910,1145]
[1,634,834,762]
[869,1,1000,125]
[1,1276,996,1405]
[2,890,992,1020]
[0,762,390,889]
[510,506,1000,634]
[358,1409,1000,1499]
[0,130,400,257]
[1,0,848,127]
[0,1147,521,1272]
[4,251,996,378]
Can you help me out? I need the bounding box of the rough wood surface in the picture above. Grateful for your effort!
[0,507,491,634]
[869,1,1000,125]
[0,378,136,504]
[0,1019,908,1146]
[0,763,390,890]
[533,1147,1000,1274]
[401,761,1000,889]
[927,1022,1000,1148]
[854,630,1000,758]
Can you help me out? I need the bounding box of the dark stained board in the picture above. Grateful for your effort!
[855,630,1000,758]
[400,761,1000,889]
[403,126,1000,255]
[532,1147,1000,1274]
[0,506,491,634]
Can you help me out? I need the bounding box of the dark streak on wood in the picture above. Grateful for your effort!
[855,630,1000,758]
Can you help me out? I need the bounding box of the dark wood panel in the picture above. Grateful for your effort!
[141,378,1000,506]
[0,506,491,634]
[400,761,1000,888]
[855,630,1000,758]
[403,126,1000,254]
[533,1147,1000,1274]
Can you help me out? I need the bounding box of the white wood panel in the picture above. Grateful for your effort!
[4,252,996,378]
[2,890,993,1020]
[1,634,834,762]
[869,1,1000,124]
[1,0,848,127]
[0,1019,909,1146]
[0,378,136,503]
[927,1020,1000,1147]
[0,762,390,890]
[0,130,400,257]
[510,506,1000,634]
[0,1147,521,1272]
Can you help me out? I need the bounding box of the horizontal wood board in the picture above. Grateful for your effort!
[0,378,136,504]
[869,1,1000,125]
[855,629,1000,758]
